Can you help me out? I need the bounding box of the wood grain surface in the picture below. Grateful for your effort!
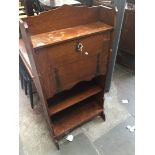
[31,22,113,49]
[19,5,116,148]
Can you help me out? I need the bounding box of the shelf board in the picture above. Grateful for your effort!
[48,85,102,116]
[52,100,103,138]
[31,21,113,49]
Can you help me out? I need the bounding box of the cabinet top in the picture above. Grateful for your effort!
[31,21,113,49]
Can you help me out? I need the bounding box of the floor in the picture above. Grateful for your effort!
[19,64,135,155]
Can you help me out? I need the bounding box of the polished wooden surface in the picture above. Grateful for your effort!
[19,5,116,148]
[37,32,110,67]
[36,32,111,98]
[31,22,113,49]
[48,83,102,115]
[20,18,53,132]
[52,99,103,138]
[22,5,100,35]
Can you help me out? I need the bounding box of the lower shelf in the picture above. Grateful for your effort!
[48,84,102,116]
[51,99,103,138]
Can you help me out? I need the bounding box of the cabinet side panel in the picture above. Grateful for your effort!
[19,20,54,134]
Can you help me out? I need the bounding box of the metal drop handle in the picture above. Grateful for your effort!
[77,42,83,52]
[76,42,88,55]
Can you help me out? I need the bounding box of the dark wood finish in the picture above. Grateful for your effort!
[31,28,112,98]
[48,83,102,115]
[31,22,113,49]
[22,5,100,35]
[19,18,52,127]
[118,6,135,69]
[36,32,111,66]
[19,5,116,149]
[119,9,135,55]
[52,98,103,138]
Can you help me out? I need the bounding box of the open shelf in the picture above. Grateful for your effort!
[51,98,103,138]
[48,81,103,116]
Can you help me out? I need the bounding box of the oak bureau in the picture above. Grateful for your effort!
[19,5,116,149]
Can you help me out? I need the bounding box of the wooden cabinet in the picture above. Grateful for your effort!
[118,6,135,69]
[19,5,116,149]
[119,9,135,55]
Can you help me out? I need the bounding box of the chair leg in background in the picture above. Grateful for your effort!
[24,79,28,95]
[20,73,24,89]
[28,81,33,109]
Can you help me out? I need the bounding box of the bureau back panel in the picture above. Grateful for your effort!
[22,5,100,35]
